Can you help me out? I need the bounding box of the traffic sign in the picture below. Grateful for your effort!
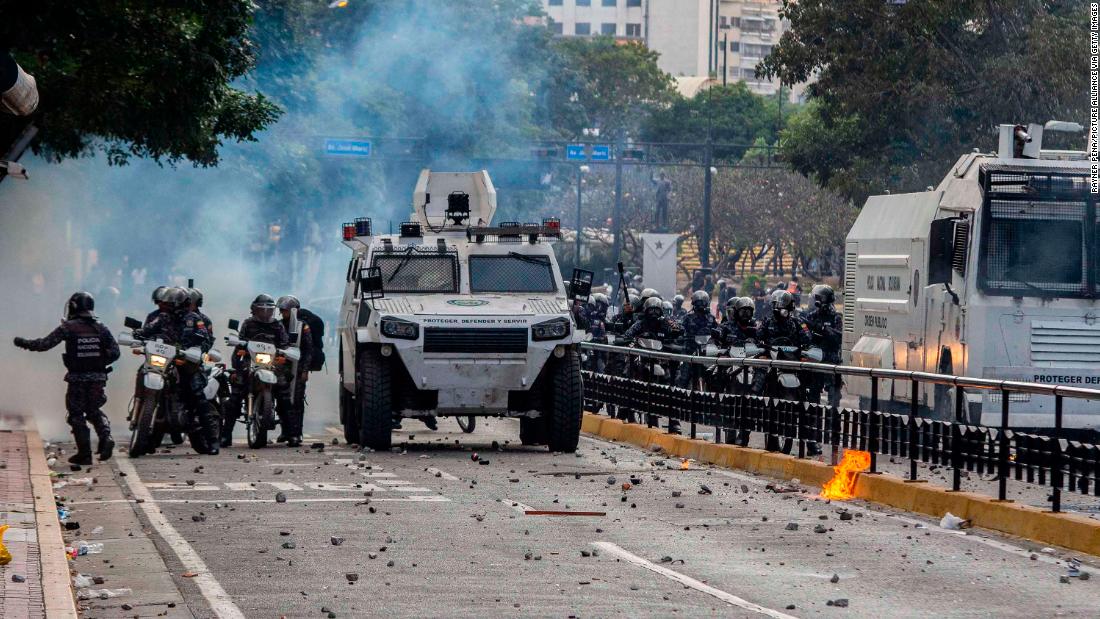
[566,144,587,161]
[325,139,373,157]
[591,145,611,161]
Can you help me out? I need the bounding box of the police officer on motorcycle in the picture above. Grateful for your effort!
[804,285,843,408]
[222,294,293,447]
[14,292,121,465]
[676,291,717,385]
[136,287,220,454]
[756,290,820,456]
[622,297,683,426]
[145,286,170,327]
[715,297,761,445]
[275,295,313,447]
[671,294,687,320]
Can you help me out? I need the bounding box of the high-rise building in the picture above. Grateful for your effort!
[541,0,804,101]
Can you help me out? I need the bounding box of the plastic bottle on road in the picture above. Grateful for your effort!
[74,541,104,555]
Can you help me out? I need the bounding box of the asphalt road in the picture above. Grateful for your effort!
[54,400,1100,619]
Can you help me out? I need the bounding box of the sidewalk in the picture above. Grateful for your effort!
[0,414,77,619]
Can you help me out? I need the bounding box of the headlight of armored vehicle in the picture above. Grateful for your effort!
[532,317,570,341]
[381,317,419,340]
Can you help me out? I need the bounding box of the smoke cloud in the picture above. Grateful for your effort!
[0,0,551,440]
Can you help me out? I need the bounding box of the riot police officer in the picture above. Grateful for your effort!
[222,294,293,447]
[186,288,215,350]
[717,297,761,446]
[276,295,314,447]
[623,297,683,426]
[671,294,687,320]
[145,285,170,327]
[14,292,120,464]
[756,290,819,456]
[804,285,843,408]
[676,291,718,387]
[137,287,220,454]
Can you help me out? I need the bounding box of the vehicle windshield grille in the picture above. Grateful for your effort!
[469,255,556,293]
[372,253,459,294]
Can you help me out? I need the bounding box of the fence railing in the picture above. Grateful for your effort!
[579,342,1100,513]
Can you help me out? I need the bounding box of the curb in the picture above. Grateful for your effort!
[581,413,1100,557]
[25,428,78,619]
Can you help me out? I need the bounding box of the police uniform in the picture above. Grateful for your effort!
[279,315,313,443]
[675,310,717,388]
[752,313,812,395]
[803,306,844,407]
[223,318,292,439]
[17,317,120,458]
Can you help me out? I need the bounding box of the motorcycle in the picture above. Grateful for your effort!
[760,338,824,455]
[119,316,213,457]
[620,336,683,427]
[225,319,300,449]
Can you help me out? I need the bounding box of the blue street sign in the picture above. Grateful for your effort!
[566,144,587,161]
[325,138,372,157]
[591,144,611,161]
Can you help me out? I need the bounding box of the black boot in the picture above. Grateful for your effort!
[97,436,115,461]
[68,451,93,465]
[69,426,94,465]
[421,417,438,431]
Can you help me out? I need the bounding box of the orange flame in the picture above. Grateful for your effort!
[820,449,871,501]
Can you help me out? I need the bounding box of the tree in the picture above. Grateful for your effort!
[641,83,780,160]
[759,0,1090,202]
[1,1,281,166]
[545,37,675,139]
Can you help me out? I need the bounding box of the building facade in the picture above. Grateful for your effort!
[542,0,802,101]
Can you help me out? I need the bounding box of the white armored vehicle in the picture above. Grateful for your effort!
[337,170,591,451]
[844,122,1098,432]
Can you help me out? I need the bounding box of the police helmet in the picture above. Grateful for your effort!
[690,290,710,312]
[151,285,169,304]
[591,292,609,309]
[276,295,301,311]
[251,294,277,323]
[66,291,95,319]
[771,290,796,318]
[640,288,661,301]
[812,284,835,308]
[733,297,755,323]
[672,294,685,307]
[627,287,639,297]
[642,296,664,319]
[163,287,189,311]
[628,294,641,309]
[186,287,204,308]
[662,300,674,316]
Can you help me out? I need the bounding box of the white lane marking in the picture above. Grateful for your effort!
[582,432,1075,566]
[268,481,303,492]
[66,496,451,505]
[224,482,255,491]
[377,479,414,486]
[592,542,797,619]
[144,482,220,492]
[116,457,245,619]
[390,487,433,493]
[359,472,398,478]
[426,467,460,481]
[503,498,536,514]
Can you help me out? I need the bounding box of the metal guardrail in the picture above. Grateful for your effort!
[579,342,1100,513]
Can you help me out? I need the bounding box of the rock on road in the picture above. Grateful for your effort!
[58,416,1100,618]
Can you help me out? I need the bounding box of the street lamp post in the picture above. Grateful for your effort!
[575,165,589,266]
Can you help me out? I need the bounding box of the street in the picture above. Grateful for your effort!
[54,407,1100,618]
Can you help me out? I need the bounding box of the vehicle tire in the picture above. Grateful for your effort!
[457,416,476,433]
[357,348,393,451]
[340,386,359,445]
[546,350,583,453]
[247,391,271,449]
[519,416,547,446]
[129,392,158,457]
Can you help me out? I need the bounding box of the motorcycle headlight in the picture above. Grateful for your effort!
[532,317,570,341]
[254,352,273,365]
[381,317,419,340]
[149,355,168,368]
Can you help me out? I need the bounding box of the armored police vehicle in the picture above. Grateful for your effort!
[844,122,1098,431]
[337,170,589,451]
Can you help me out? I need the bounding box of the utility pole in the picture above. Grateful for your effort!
[574,165,587,266]
[701,140,713,269]
[722,33,728,86]
[612,138,624,265]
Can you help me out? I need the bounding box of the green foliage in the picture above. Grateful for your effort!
[642,83,780,160]
[2,0,281,166]
[759,0,1090,202]
[545,37,675,139]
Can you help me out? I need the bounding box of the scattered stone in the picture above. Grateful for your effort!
[93,576,105,585]
[275,492,287,503]
[698,484,713,495]
[785,605,795,610]
[580,550,591,557]
[332,438,339,445]
[607,476,617,485]
[11,574,25,583]
[785,523,799,531]
[331,536,345,546]
[192,514,206,522]
[659,556,673,563]
[1060,576,1070,584]
[64,522,80,531]
[674,503,685,509]
[282,542,296,549]
[671,491,682,498]
[369,553,378,560]
[839,512,853,521]
[814,525,828,534]
[387,560,395,567]
[830,573,840,584]
[186,479,196,486]
[121,603,133,611]
[828,598,849,608]
[479,460,490,466]
[346,573,359,582]
[740,484,750,494]
[1080,572,1091,581]
[311,442,325,450]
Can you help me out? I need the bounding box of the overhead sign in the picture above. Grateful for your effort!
[591,145,611,161]
[325,138,372,157]
[566,144,587,161]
